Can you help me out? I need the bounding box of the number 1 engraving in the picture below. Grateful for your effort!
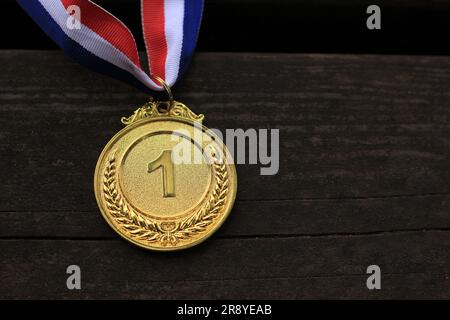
[148,150,175,197]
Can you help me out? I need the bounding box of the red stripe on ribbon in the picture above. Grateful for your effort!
[142,0,168,82]
[60,0,141,67]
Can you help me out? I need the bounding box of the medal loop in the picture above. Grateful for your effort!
[152,75,174,110]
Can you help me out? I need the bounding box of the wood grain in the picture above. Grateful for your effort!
[0,51,449,299]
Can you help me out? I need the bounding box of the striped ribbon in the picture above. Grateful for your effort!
[17,0,204,93]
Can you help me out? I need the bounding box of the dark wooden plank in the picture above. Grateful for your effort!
[1,51,449,211]
[1,195,449,238]
[1,51,450,299]
[1,231,449,299]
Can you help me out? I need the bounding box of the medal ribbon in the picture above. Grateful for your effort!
[17,0,204,93]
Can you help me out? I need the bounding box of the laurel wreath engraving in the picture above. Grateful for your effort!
[103,149,229,246]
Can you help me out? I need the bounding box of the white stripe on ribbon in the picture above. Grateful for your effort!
[164,0,185,87]
[39,0,161,90]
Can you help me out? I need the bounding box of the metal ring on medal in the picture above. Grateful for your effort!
[94,101,237,251]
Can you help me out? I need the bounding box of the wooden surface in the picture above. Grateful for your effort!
[0,51,449,299]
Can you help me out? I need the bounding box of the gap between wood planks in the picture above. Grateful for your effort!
[1,228,449,241]
[0,191,448,213]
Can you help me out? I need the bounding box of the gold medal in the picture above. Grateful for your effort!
[94,96,237,251]
[20,0,234,251]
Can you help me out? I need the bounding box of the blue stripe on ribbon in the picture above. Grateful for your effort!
[17,0,152,93]
[179,0,204,81]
